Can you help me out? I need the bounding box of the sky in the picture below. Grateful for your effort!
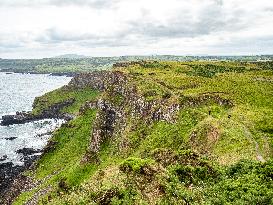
[0,0,273,58]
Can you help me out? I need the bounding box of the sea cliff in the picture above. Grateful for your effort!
[2,61,273,205]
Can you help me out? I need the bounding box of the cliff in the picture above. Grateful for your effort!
[3,61,273,205]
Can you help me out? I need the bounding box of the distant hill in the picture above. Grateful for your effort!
[53,54,88,59]
[0,55,272,75]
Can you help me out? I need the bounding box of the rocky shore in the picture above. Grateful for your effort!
[0,98,75,202]
[0,149,40,199]
[0,99,75,126]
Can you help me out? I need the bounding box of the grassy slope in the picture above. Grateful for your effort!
[32,86,99,115]
[120,62,273,163]
[13,61,273,204]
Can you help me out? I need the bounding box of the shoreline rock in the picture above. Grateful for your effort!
[0,111,41,126]
[0,99,75,126]
[16,148,42,156]
[0,154,39,203]
[5,137,17,141]
[0,155,8,162]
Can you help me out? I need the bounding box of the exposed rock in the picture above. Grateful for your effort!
[0,162,25,200]
[0,98,75,126]
[0,152,43,204]
[35,131,53,138]
[38,98,76,118]
[180,94,233,108]
[1,111,39,126]
[0,163,35,205]
[75,70,181,162]
[0,155,7,161]
[1,174,33,205]
[5,137,17,141]
[16,148,42,156]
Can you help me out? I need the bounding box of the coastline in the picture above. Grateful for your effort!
[0,72,74,201]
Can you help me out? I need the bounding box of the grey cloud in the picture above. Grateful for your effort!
[126,2,247,39]
[34,0,251,48]
[0,41,24,54]
[1,0,272,58]
[208,34,273,54]
[36,28,96,42]
[35,28,131,47]
[264,7,273,12]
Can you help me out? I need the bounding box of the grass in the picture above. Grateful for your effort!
[13,96,98,204]
[32,86,99,115]
[116,61,273,163]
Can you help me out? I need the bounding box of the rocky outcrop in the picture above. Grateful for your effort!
[0,155,7,161]
[5,137,17,141]
[69,71,128,92]
[72,71,179,123]
[80,99,123,163]
[74,71,180,160]
[0,99,75,126]
[16,148,42,156]
[1,111,41,126]
[180,93,233,108]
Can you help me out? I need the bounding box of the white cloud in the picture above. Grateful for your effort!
[0,0,272,58]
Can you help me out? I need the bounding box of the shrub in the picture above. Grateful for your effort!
[119,157,155,174]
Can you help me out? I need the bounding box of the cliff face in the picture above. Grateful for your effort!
[71,71,180,159]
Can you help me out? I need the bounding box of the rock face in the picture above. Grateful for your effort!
[72,71,180,160]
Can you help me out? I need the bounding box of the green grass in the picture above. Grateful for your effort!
[13,108,98,204]
[32,86,99,115]
[116,61,273,163]
[35,109,97,180]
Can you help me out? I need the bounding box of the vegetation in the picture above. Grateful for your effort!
[32,86,99,115]
[1,55,272,74]
[12,60,273,204]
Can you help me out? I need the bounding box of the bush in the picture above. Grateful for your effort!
[119,157,155,174]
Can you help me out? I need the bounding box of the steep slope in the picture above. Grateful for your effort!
[6,61,273,205]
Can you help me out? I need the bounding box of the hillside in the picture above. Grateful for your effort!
[3,61,273,204]
[0,55,272,75]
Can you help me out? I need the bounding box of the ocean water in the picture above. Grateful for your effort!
[0,72,71,165]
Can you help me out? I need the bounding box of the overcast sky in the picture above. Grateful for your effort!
[0,0,273,58]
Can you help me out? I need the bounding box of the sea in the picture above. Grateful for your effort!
[0,72,71,165]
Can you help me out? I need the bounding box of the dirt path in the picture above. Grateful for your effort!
[243,126,265,162]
